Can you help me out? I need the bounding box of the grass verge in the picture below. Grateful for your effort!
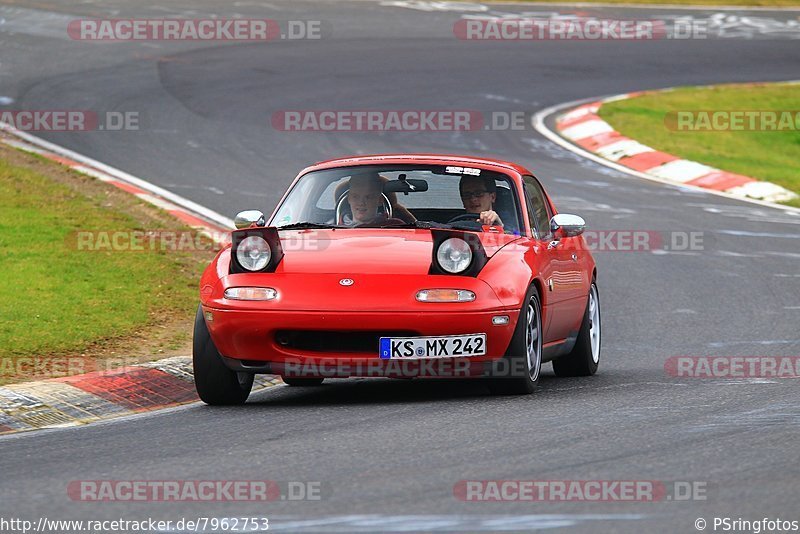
[598,82,800,207]
[0,141,215,384]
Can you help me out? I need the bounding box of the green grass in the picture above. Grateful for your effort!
[0,156,203,362]
[598,82,800,207]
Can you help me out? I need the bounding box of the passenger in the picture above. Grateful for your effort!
[455,175,503,227]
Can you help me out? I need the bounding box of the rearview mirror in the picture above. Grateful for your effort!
[234,210,266,229]
[550,213,585,238]
[384,177,429,195]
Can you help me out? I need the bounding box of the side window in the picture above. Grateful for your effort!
[523,176,552,240]
[522,187,539,238]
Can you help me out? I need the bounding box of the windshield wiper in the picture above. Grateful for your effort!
[279,221,486,231]
[372,221,441,229]
[278,222,340,230]
[448,221,484,232]
[367,221,484,231]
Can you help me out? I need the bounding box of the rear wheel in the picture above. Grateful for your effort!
[488,285,542,395]
[193,305,254,405]
[552,281,601,377]
[282,377,324,387]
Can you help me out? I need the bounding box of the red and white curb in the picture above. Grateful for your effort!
[0,122,235,246]
[0,357,281,435]
[532,90,799,208]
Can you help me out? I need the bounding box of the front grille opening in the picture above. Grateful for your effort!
[275,330,417,353]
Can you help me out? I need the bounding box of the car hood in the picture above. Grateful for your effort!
[271,228,521,275]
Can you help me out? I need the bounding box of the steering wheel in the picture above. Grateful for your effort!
[335,192,393,226]
[447,213,481,224]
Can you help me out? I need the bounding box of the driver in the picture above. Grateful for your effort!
[456,175,503,227]
[347,173,384,225]
[338,173,416,226]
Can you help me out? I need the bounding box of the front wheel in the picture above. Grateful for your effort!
[552,281,601,377]
[193,305,254,405]
[488,284,542,395]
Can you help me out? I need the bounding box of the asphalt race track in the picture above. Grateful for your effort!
[1,1,799,532]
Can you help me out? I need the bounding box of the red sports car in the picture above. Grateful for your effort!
[194,154,600,404]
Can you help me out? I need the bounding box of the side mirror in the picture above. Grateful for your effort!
[234,210,266,229]
[550,213,585,238]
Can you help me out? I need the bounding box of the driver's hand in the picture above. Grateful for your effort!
[479,210,503,226]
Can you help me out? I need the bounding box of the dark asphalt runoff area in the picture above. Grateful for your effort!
[0,0,799,532]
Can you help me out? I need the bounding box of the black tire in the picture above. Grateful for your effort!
[193,305,254,405]
[488,284,543,395]
[282,377,324,387]
[552,281,601,377]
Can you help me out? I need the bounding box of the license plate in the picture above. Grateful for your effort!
[379,334,487,359]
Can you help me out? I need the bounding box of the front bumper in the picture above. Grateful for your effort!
[203,306,519,376]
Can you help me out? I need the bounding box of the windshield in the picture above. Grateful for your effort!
[270,164,523,235]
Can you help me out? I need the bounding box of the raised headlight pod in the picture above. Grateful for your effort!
[436,238,472,273]
[230,227,284,274]
[430,229,488,277]
[224,287,278,301]
[416,289,476,302]
[236,236,271,271]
